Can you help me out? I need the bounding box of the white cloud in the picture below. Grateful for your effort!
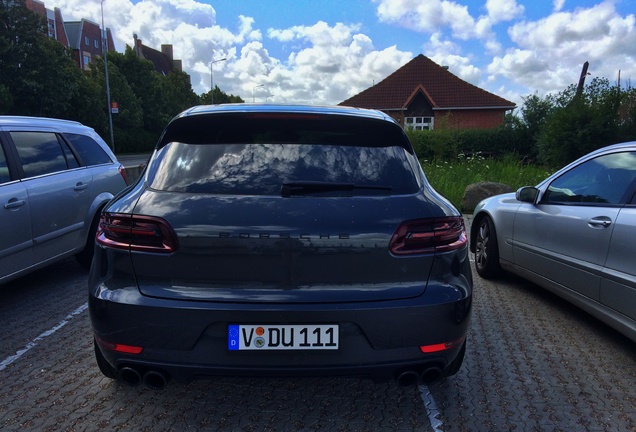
[374,0,478,39]
[553,0,566,12]
[258,22,412,104]
[44,0,415,104]
[41,0,636,112]
[431,53,482,85]
[426,33,462,55]
[493,1,636,95]
[485,0,524,23]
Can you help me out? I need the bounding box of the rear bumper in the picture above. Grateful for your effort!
[89,247,472,383]
[90,290,471,383]
[95,338,464,384]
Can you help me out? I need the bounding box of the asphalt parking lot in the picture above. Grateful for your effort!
[0,223,635,431]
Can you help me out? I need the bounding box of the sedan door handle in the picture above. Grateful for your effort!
[74,182,89,192]
[588,216,612,228]
[4,198,25,209]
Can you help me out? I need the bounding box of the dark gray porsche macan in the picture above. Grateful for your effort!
[89,104,472,389]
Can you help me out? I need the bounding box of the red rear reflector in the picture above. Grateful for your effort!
[390,217,467,255]
[420,337,465,353]
[97,338,143,355]
[97,213,179,253]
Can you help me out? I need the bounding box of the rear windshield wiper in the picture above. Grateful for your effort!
[281,181,392,197]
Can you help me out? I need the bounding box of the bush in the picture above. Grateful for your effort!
[114,126,159,154]
[421,154,552,211]
[407,124,533,162]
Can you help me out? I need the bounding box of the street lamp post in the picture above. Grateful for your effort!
[101,0,114,152]
[252,84,265,103]
[210,57,226,104]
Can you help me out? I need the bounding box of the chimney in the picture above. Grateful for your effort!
[133,33,142,58]
[161,44,173,60]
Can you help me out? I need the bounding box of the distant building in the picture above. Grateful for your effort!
[23,0,115,70]
[340,55,516,130]
[65,19,115,70]
[133,34,182,75]
[23,0,187,79]
[24,0,69,46]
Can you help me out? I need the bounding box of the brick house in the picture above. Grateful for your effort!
[65,19,115,70]
[340,54,515,130]
[24,0,115,70]
[24,0,69,46]
[132,34,183,75]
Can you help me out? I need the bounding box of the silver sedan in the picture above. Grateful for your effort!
[470,142,636,342]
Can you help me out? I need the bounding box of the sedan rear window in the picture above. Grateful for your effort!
[147,142,419,196]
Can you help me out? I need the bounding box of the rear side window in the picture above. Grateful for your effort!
[65,133,112,166]
[148,143,419,196]
[10,131,79,178]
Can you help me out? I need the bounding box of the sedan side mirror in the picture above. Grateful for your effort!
[516,186,539,203]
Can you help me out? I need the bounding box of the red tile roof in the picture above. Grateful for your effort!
[339,54,515,110]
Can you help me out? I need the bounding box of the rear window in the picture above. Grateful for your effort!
[147,143,420,196]
[65,133,112,166]
[148,112,420,196]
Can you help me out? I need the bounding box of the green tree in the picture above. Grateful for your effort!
[617,86,636,142]
[69,68,106,130]
[109,47,172,135]
[200,85,245,105]
[538,78,623,166]
[0,0,83,117]
[163,70,200,114]
[87,59,143,152]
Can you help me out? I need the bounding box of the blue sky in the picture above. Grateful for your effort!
[47,0,635,110]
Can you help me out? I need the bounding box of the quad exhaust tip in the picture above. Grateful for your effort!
[396,367,443,387]
[121,364,439,389]
[119,366,142,387]
[143,370,168,390]
[119,366,169,390]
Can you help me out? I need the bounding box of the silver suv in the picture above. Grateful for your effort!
[0,116,128,284]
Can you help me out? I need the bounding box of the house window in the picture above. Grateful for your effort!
[404,117,434,131]
[83,54,90,68]
[94,39,99,48]
[84,36,89,46]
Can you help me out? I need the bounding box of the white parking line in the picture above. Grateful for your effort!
[0,303,88,372]
[419,384,444,432]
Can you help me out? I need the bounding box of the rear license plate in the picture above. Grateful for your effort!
[228,324,339,350]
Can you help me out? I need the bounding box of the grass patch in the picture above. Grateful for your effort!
[420,154,553,211]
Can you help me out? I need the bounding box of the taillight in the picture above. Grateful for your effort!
[390,216,467,255]
[96,213,179,253]
[118,164,128,184]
